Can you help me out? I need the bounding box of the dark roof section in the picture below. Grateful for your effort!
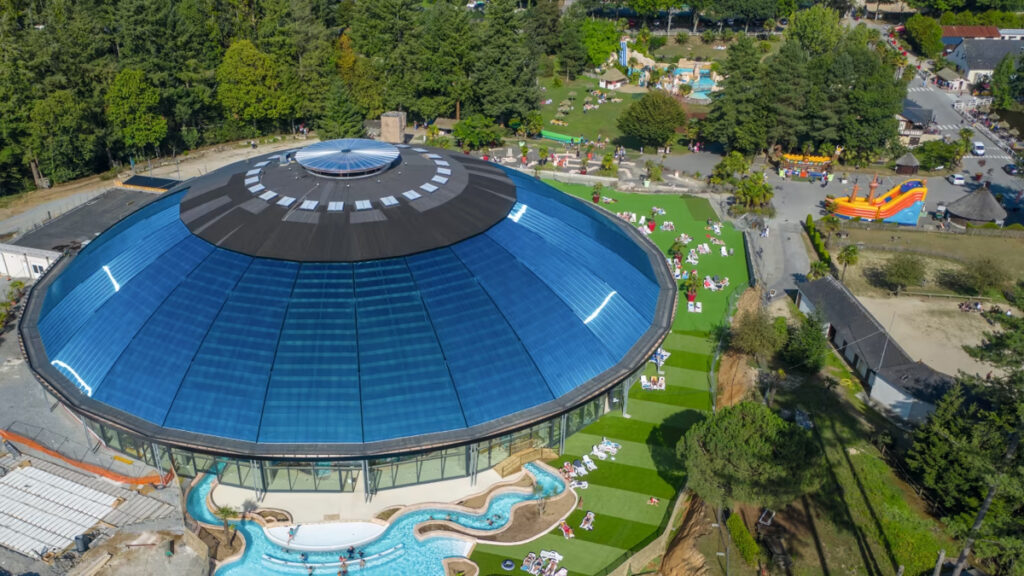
[900,100,934,126]
[13,189,159,252]
[947,189,1007,222]
[797,277,952,403]
[119,175,180,191]
[180,147,517,262]
[895,152,920,167]
[941,26,1000,39]
[959,39,1024,70]
[936,68,962,82]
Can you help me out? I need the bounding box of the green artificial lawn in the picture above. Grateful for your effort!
[538,77,644,144]
[470,185,748,576]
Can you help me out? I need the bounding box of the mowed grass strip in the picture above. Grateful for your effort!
[557,456,676,498]
[472,536,623,576]
[561,509,659,550]
[626,398,701,424]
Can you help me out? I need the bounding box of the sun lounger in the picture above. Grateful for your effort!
[687,301,695,313]
[641,375,651,389]
[590,445,608,460]
[580,511,595,531]
[541,550,564,562]
[522,553,538,572]
[582,455,598,471]
[573,459,587,476]
[721,246,728,257]
[570,479,588,489]
[559,521,575,539]
[553,569,568,576]
[695,302,702,313]
[601,437,621,450]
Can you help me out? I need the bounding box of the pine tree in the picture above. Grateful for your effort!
[470,0,539,125]
[318,81,365,140]
[759,40,809,152]
[705,36,766,154]
[558,9,588,80]
[407,2,473,121]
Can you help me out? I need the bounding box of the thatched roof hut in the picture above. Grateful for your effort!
[894,152,920,175]
[946,188,1007,225]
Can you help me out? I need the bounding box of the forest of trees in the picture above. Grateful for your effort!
[0,0,551,195]
[703,5,907,163]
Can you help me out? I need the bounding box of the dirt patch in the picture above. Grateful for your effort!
[857,296,999,376]
[717,288,761,408]
[198,526,244,562]
[458,476,532,510]
[444,557,479,576]
[661,495,710,576]
[418,487,576,543]
[717,351,756,408]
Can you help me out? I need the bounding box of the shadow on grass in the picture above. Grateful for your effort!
[646,409,705,489]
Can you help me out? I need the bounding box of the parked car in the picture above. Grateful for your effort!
[947,173,966,185]
[972,142,986,156]
[1003,163,1019,175]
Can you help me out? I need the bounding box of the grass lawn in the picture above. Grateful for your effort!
[471,184,749,576]
[841,226,1024,278]
[653,36,785,63]
[538,77,644,144]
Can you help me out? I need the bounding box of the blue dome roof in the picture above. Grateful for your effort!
[31,164,671,456]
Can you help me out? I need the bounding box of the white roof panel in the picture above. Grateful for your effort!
[380,195,398,207]
[402,190,421,200]
[327,201,345,212]
[420,183,438,193]
[355,200,372,210]
[300,200,319,211]
[259,191,277,201]
[248,184,266,194]
[277,196,296,207]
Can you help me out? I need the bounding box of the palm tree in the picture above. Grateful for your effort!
[214,505,238,544]
[837,245,859,282]
[807,260,831,280]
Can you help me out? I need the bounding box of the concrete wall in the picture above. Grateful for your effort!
[0,244,59,280]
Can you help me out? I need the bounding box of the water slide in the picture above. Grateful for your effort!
[829,179,927,225]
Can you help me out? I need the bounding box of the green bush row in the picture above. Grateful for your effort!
[803,216,832,264]
[726,513,760,565]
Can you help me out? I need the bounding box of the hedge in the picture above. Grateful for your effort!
[726,512,760,565]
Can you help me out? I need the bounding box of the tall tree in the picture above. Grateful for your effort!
[884,253,925,296]
[407,2,474,121]
[318,80,365,139]
[106,68,167,156]
[679,402,823,508]
[470,0,539,125]
[581,18,621,67]
[524,0,562,56]
[216,40,289,132]
[705,36,766,154]
[991,53,1018,110]
[349,0,419,110]
[785,4,841,57]
[759,40,809,152]
[836,244,859,282]
[27,90,101,185]
[617,91,687,147]
[559,8,589,80]
[905,14,945,59]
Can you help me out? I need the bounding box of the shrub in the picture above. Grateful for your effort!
[759,41,772,53]
[701,30,717,43]
[720,29,735,42]
[649,36,667,51]
[675,30,689,45]
[726,513,760,565]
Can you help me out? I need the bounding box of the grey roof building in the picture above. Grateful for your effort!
[796,277,953,422]
[949,39,1024,83]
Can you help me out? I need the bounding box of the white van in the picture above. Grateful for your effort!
[972,142,986,156]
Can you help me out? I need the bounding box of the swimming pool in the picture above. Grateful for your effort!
[187,462,565,575]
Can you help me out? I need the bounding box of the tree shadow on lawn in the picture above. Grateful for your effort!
[777,381,896,576]
[646,409,705,489]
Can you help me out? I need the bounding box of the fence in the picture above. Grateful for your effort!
[837,217,1024,239]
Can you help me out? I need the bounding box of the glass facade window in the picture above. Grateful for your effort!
[82,376,625,493]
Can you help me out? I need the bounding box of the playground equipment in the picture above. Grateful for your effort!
[827,175,928,225]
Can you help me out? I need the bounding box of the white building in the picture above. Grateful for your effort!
[0,244,59,280]
[948,39,1024,83]
[796,277,952,423]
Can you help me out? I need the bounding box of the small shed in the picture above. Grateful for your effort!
[946,188,1007,226]
[599,68,627,90]
[894,152,920,175]
[432,117,458,134]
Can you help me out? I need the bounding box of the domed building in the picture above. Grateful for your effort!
[20,139,675,493]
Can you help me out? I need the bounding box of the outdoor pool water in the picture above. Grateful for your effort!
[187,462,564,575]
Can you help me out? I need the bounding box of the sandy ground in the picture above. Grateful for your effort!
[858,296,999,377]
[716,289,761,408]
[660,496,709,576]
[0,136,313,224]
